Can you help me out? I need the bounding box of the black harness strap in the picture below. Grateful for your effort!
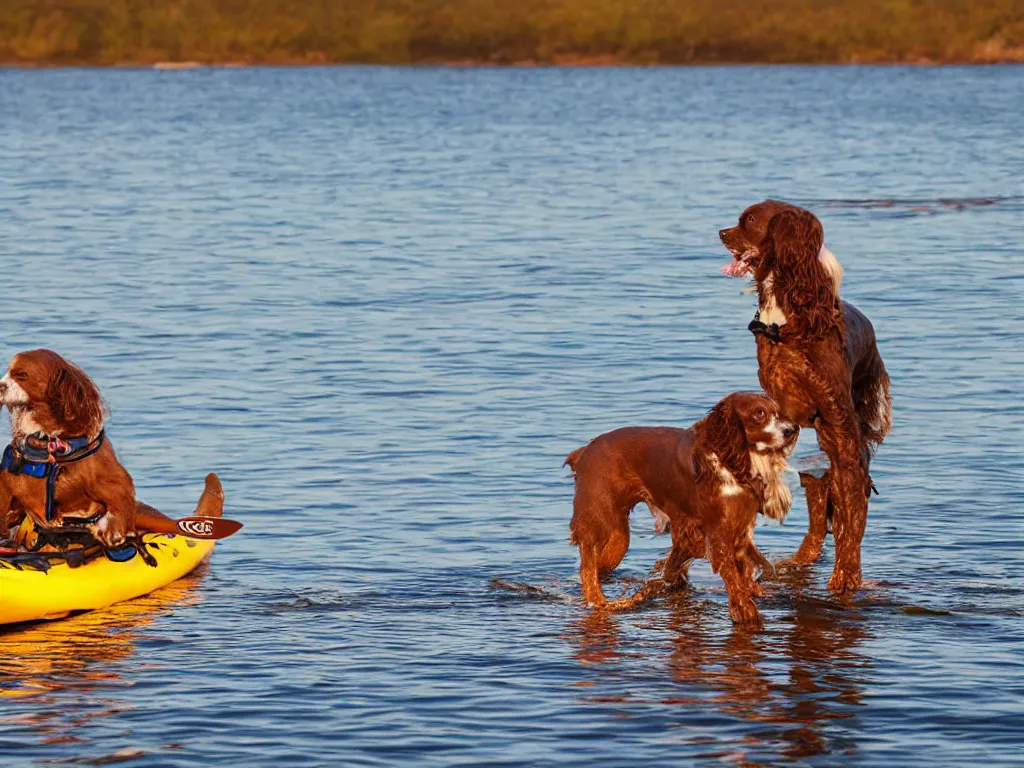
[0,430,155,568]
[748,310,782,343]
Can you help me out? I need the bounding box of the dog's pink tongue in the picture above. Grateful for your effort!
[721,259,749,278]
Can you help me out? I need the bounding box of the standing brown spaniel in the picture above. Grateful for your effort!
[566,392,799,628]
[719,202,891,593]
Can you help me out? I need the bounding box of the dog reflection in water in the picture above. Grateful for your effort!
[562,581,870,763]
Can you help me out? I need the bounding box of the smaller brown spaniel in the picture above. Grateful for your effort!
[566,392,798,629]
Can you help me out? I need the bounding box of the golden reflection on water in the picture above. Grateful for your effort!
[565,574,871,765]
[0,566,207,708]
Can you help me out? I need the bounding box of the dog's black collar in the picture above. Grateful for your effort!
[16,431,105,464]
[749,311,782,343]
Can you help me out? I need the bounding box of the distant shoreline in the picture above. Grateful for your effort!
[2,0,1021,70]
[3,58,1024,70]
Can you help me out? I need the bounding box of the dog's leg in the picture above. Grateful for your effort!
[719,549,764,630]
[802,367,872,594]
[579,542,607,606]
[780,471,831,568]
[89,487,137,549]
[604,515,698,612]
[827,463,868,594]
[597,524,630,575]
[815,428,870,594]
[736,529,772,597]
[745,541,775,589]
[706,527,763,629]
[570,480,630,607]
[663,518,702,588]
[0,479,15,541]
[662,545,692,588]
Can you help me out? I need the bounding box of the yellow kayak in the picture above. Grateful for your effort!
[0,521,215,626]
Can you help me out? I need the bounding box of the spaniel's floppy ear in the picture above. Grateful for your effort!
[50,361,107,437]
[694,397,751,486]
[765,210,843,339]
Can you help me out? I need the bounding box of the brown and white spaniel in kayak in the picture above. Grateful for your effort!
[0,349,225,550]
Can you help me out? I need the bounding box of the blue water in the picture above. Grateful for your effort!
[0,66,1022,767]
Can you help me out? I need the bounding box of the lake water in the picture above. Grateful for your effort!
[0,66,1022,767]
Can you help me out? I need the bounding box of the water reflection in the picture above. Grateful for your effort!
[0,567,206,705]
[565,577,871,764]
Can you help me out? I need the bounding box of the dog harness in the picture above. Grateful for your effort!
[748,310,782,343]
[0,429,151,567]
[0,431,105,522]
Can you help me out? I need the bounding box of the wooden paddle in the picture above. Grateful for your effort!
[139,515,243,540]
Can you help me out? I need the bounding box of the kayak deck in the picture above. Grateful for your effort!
[0,533,215,625]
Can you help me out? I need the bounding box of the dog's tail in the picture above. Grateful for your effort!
[194,473,225,518]
[856,354,892,450]
[565,446,586,547]
[563,446,586,476]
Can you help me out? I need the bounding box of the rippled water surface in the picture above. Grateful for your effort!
[0,66,1022,767]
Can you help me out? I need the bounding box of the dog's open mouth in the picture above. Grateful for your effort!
[722,248,758,278]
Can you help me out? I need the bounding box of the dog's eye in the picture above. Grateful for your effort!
[753,408,766,422]
[11,371,27,382]
[746,214,757,224]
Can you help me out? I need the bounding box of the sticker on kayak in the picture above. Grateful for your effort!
[178,518,216,538]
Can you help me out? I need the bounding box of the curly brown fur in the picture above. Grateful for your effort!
[565,392,798,629]
[49,354,109,439]
[757,211,844,343]
[719,202,893,593]
[693,397,754,488]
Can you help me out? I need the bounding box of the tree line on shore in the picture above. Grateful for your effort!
[2,0,1022,66]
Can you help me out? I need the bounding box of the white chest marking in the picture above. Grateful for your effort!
[708,453,744,497]
[750,451,793,523]
[759,274,788,326]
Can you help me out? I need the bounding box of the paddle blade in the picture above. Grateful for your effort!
[175,517,243,540]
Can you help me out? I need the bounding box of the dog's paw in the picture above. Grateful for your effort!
[776,539,826,573]
[87,513,129,549]
[827,568,862,594]
[728,597,764,630]
[755,559,777,582]
[774,558,806,575]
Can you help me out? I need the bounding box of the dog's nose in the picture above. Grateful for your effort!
[719,229,728,242]
[782,423,799,439]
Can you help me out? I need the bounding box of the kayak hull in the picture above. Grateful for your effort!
[0,534,215,626]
